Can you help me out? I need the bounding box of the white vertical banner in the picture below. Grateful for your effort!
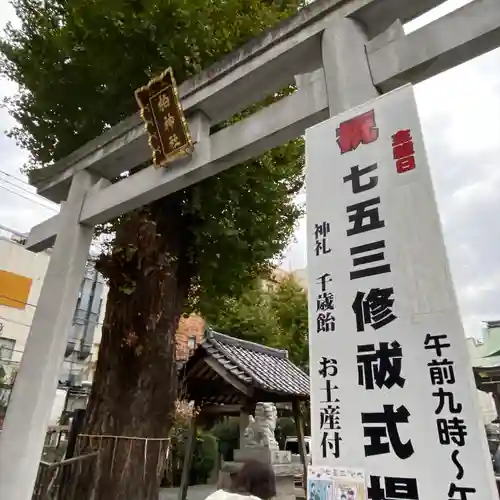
[306,85,497,500]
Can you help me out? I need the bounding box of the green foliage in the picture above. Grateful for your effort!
[206,280,281,346]
[211,417,240,461]
[275,416,296,449]
[191,430,218,485]
[0,0,305,311]
[270,274,309,370]
[210,411,307,460]
[206,273,309,369]
[168,425,218,486]
[1,0,301,166]
[190,144,304,310]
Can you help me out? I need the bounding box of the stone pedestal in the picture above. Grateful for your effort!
[234,448,291,464]
[219,448,300,500]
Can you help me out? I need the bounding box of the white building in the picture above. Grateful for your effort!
[0,226,107,426]
[0,230,49,367]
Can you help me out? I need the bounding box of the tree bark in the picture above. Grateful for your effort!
[68,195,195,500]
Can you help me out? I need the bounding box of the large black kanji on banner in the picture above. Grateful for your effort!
[135,67,193,167]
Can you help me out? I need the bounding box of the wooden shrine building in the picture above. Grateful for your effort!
[177,330,310,500]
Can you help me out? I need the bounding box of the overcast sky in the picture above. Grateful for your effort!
[0,0,499,339]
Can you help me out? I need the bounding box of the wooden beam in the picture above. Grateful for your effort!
[183,357,213,382]
[239,409,250,449]
[185,382,241,405]
[292,399,308,490]
[178,412,198,500]
[201,404,242,415]
[204,357,254,398]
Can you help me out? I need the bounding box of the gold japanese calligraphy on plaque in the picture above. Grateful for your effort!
[134,67,193,167]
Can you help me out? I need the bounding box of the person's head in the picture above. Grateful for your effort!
[231,460,277,500]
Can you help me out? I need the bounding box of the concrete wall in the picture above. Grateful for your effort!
[48,389,67,426]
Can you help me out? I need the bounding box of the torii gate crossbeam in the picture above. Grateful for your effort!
[1,0,500,498]
[26,0,500,251]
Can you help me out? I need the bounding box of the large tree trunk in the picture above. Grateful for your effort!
[67,195,195,500]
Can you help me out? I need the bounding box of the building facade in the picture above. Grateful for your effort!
[0,231,51,422]
[0,228,108,425]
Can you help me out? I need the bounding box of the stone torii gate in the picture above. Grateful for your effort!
[1,0,500,497]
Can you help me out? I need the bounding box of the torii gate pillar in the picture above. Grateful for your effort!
[321,19,381,115]
[0,173,106,499]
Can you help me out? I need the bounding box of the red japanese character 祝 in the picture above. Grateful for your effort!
[336,110,379,154]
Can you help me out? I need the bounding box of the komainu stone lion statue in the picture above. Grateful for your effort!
[242,402,279,450]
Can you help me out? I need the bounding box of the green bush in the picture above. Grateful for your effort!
[275,416,296,449]
[211,418,240,461]
[191,431,218,484]
[166,427,219,487]
[210,414,305,457]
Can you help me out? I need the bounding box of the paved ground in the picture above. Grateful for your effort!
[159,484,216,500]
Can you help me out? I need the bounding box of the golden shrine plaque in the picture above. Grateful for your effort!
[135,67,193,167]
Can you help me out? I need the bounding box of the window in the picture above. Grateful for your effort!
[0,338,15,361]
[97,298,103,317]
[187,335,197,350]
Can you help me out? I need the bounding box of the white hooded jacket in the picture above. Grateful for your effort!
[204,489,262,500]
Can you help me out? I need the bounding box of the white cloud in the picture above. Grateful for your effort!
[416,55,500,157]
[0,2,59,233]
[451,168,500,208]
